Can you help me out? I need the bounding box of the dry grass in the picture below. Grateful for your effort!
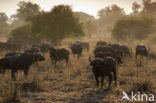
[0,35,156,103]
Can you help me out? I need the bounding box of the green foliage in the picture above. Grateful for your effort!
[10,23,40,44]
[30,5,84,44]
[112,16,155,41]
[0,12,9,35]
[16,1,41,21]
[10,5,84,45]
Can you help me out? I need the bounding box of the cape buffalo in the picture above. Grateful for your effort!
[89,57,117,88]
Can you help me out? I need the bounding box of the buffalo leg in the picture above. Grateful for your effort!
[54,60,57,67]
[113,71,117,86]
[66,59,69,67]
[101,75,105,89]
[11,68,16,81]
[94,75,99,87]
[24,69,29,80]
[108,74,112,87]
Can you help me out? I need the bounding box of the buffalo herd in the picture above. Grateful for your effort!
[0,41,151,89]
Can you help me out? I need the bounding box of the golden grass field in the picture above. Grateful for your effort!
[0,35,155,103]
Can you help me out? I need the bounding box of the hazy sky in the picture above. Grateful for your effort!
[0,0,146,17]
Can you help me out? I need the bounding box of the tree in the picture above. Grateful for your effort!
[98,6,111,17]
[16,1,41,21]
[74,12,95,22]
[31,5,84,44]
[132,2,141,16]
[98,5,125,18]
[10,5,84,45]
[83,20,97,35]
[0,12,8,23]
[10,14,22,25]
[141,0,156,17]
[112,16,154,41]
[9,23,40,45]
[0,12,9,35]
[97,5,125,34]
[74,12,97,35]
[111,5,125,16]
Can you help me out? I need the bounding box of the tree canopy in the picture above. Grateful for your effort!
[16,1,41,22]
[132,2,141,16]
[97,4,125,34]
[112,16,155,41]
[141,0,156,17]
[10,5,84,45]
[0,12,9,35]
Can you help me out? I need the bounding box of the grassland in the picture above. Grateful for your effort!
[0,35,155,103]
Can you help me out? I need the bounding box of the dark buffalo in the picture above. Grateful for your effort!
[94,46,114,56]
[76,41,90,51]
[5,52,21,58]
[0,42,21,52]
[110,44,131,57]
[49,47,70,66]
[114,50,124,58]
[135,45,148,62]
[95,52,122,64]
[0,57,10,76]
[40,43,53,55]
[70,43,83,59]
[120,45,131,57]
[24,47,40,54]
[96,41,107,47]
[0,53,21,76]
[8,53,45,80]
[89,57,117,88]
[32,44,41,48]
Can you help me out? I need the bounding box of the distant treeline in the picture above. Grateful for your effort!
[0,0,156,45]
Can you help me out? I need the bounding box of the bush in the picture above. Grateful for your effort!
[9,23,41,45]
[112,16,155,41]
